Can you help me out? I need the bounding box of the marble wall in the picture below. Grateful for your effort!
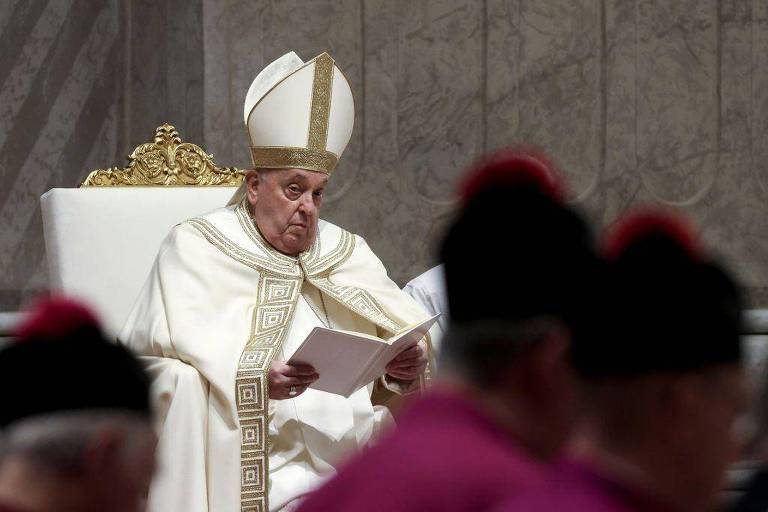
[0,0,204,310]
[205,0,768,305]
[3,0,768,309]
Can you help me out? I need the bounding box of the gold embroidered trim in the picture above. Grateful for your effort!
[237,274,302,512]
[301,230,355,277]
[187,205,414,512]
[308,53,334,151]
[235,198,354,278]
[309,276,404,335]
[249,146,339,175]
[236,201,302,267]
[187,218,301,278]
[302,234,321,263]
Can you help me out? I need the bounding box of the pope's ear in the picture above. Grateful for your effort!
[245,170,260,204]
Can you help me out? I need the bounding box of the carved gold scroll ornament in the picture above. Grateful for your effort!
[81,123,243,187]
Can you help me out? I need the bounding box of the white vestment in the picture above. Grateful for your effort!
[120,200,434,512]
[403,264,448,352]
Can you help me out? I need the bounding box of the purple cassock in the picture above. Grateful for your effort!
[495,461,677,512]
[296,388,548,512]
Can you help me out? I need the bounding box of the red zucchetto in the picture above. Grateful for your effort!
[13,296,101,343]
[441,148,601,334]
[459,148,566,206]
[601,207,701,263]
[572,207,742,379]
[1,297,151,428]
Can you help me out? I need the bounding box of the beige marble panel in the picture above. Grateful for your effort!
[486,0,521,154]
[634,0,719,206]
[335,0,465,284]
[7,0,768,307]
[127,0,171,146]
[733,0,768,302]
[261,0,364,206]
[697,0,765,298]
[397,0,484,204]
[752,0,768,201]
[166,0,204,144]
[0,0,208,309]
[505,0,602,202]
[201,0,236,164]
[127,0,205,148]
[223,0,269,166]
[588,0,640,224]
[0,2,121,309]
[204,0,363,175]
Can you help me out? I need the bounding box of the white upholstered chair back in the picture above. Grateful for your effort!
[40,124,243,336]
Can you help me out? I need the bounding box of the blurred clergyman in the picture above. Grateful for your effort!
[0,298,155,512]
[296,150,604,512]
[497,210,748,512]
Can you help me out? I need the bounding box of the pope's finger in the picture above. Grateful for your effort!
[387,369,419,380]
[393,353,419,363]
[386,361,409,372]
[286,374,318,386]
[394,362,423,373]
[284,364,317,376]
[387,356,426,369]
[392,346,420,362]
[393,361,426,374]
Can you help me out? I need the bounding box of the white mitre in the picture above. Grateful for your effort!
[229,51,355,205]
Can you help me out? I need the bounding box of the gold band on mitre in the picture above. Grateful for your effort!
[249,146,339,175]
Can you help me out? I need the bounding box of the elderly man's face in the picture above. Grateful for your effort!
[246,168,327,255]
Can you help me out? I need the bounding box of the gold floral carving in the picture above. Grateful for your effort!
[81,123,243,187]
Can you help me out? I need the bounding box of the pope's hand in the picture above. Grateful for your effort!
[385,340,428,381]
[268,361,318,399]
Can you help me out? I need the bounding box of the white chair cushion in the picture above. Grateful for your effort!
[41,187,237,336]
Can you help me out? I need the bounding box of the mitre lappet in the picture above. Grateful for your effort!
[231,51,354,204]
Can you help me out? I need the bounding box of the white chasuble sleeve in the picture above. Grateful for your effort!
[119,223,260,512]
[119,209,439,512]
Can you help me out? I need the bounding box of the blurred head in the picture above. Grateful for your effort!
[575,209,746,512]
[245,168,327,255]
[0,412,156,512]
[0,297,154,512]
[439,148,602,460]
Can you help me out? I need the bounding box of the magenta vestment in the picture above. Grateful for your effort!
[296,388,548,512]
[495,461,677,512]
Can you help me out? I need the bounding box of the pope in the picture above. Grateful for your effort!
[119,51,436,512]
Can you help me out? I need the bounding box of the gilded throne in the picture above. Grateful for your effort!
[40,124,244,506]
[41,123,243,335]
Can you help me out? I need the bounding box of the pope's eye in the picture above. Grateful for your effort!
[287,185,301,195]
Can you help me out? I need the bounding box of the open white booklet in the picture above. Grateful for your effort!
[287,314,440,398]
